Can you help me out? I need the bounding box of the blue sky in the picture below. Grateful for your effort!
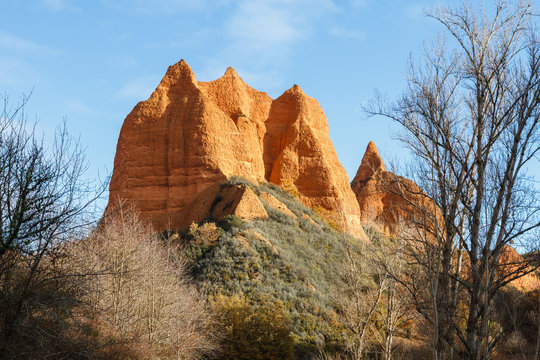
[1,0,483,206]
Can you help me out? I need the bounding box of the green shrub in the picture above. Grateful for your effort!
[217,215,244,232]
[227,175,255,187]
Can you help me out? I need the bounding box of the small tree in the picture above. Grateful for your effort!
[0,94,103,357]
[370,236,411,360]
[367,1,540,359]
[339,240,385,359]
[338,226,411,360]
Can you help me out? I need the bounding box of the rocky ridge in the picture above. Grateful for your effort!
[351,141,434,235]
[107,59,363,236]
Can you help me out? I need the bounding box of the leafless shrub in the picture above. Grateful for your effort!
[65,205,218,359]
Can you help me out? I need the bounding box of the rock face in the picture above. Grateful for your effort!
[351,141,434,235]
[209,184,268,222]
[107,59,362,235]
[497,246,540,291]
[260,192,296,218]
[353,142,539,292]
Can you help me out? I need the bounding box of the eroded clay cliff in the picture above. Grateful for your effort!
[107,59,362,236]
[351,141,436,236]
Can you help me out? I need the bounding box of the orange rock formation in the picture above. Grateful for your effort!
[497,245,540,291]
[107,59,362,235]
[351,141,435,235]
[353,143,538,291]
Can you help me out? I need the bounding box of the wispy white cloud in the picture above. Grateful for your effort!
[0,32,56,89]
[330,27,366,40]
[192,0,340,93]
[115,76,159,100]
[0,31,57,55]
[103,0,229,15]
[0,31,56,90]
[225,2,303,52]
[222,0,337,66]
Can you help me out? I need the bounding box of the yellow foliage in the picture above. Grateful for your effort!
[189,222,221,246]
[281,179,300,198]
[313,206,343,232]
[209,293,295,360]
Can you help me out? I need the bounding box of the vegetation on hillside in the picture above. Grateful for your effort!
[171,175,540,360]
[175,177,360,357]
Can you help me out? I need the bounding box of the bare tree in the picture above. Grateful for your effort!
[67,204,217,359]
[366,1,540,359]
[369,233,411,360]
[339,240,385,359]
[0,94,104,357]
[337,226,411,360]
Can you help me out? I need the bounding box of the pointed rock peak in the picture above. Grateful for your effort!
[160,59,197,87]
[276,84,307,102]
[366,141,382,160]
[174,59,194,74]
[289,84,304,95]
[220,66,249,86]
[224,66,239,78]
[176,59,196,78]
[209,66,252,90]
[353,141,386,183]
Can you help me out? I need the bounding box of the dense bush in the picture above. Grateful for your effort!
[210,293,295,360]
[0,207,218,359]
[217,215,244,232]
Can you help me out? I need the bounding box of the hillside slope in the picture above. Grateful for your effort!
[171,177,365,356]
